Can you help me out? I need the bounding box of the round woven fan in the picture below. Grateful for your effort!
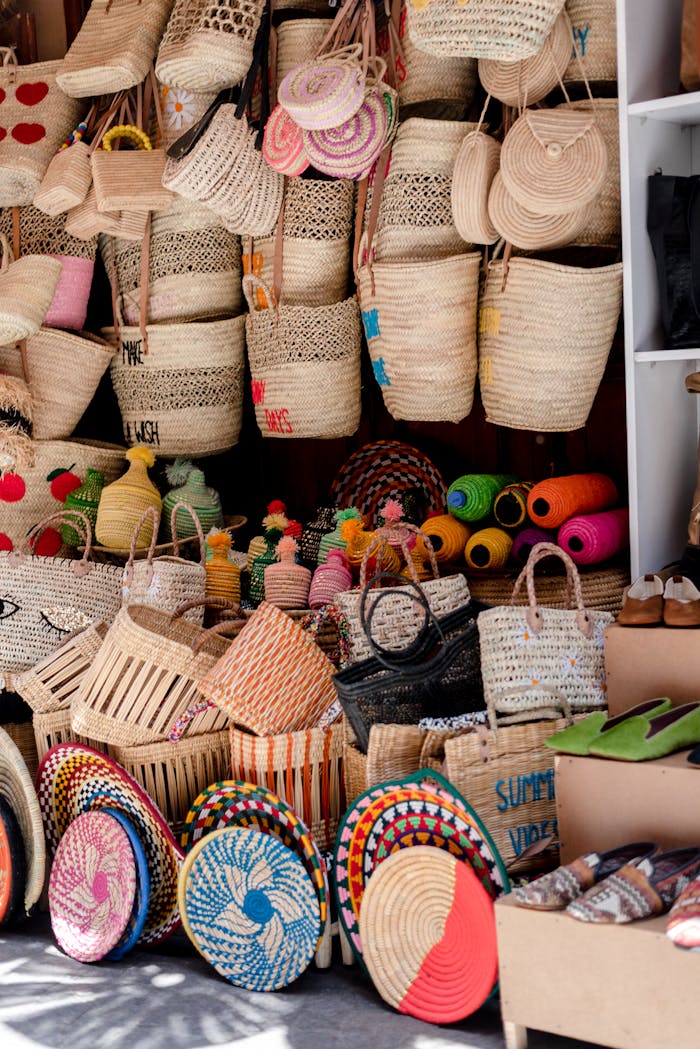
[330,441,447,526]
[103,808,151,961]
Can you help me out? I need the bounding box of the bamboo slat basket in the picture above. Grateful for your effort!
[32,707,108,765]
[13,621,107,715]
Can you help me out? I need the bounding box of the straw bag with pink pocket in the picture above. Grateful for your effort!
[121,503,207,623]
[0,231,62,345]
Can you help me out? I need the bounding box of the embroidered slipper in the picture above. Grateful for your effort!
[545,699,673,756]
[588,702,700,761]
[667,876,700,949]
[512,841,658,911]
[566,847,700,923]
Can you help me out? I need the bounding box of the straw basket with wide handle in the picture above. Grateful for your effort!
[477,542,614,725]
[121,503,207,623]
[70,598,242,748]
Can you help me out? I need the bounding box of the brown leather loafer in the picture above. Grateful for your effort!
[663,575,700,628]
[617,573,664,626]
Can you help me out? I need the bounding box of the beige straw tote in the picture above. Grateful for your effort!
[65,186,149,243]
[156,0,267,92]
[99,198,242,325]
[558,97,620,248]
[0,234,62,344]
[243,274,362,440]
[0,49,85,207]
[451,130,501,245]
[70,600,238,747]
[563,0,617,84]
[478,255,623,431]
[13,620,108,715]
[230,721,345,852]
[406,0,566,60]
[56,0,175,98]
[105,315,246,457]
[487,170,594,250]
[478,10,572,107]
[121,504,207,623]
[33,141,92,218]
[0,329,115,441]
[500,107,608,216]
[276,18,334,85]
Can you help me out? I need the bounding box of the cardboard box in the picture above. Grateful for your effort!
[555,752,700,864]
[604,623,700,716]
[496,894,700,1049]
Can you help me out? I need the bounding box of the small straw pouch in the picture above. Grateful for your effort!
[0,233,62,344]
[476,541,614,723]
[478,9,571,107]
[451,130,501,246]
[65,185,149,242]
[0,48,85,207]
[56,0,175,98]
[406,0,566,61]
[0,510,122,673]
[121,504,207,623]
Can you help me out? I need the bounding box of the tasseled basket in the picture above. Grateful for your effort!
[247,503,288,571]
[249,525,284,606]
[317,507,363,564]
[264,536,312,609]
[94,445,161,549]
[300,504,337,566]
[0,372,33,476]
[309,548,353,608]
[205,529,241,605]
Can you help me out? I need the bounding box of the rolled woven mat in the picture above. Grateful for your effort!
[464,527,513,571]
[527,473,618,529]
[511,526,556,564]
[557,508,630,565]
[493,481,534,529]
[416,514,471,563]
[447,474,517,522]
[358,846,498,1023]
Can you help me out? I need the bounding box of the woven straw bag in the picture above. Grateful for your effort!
[65,186,149,243]
[451,130,501,245]
[0,233,62,344]
[13,620,108,715]
[100,198,242,325]
[32,707,108,766]
[243,274,362,440]
[246,177,353,307]
[563,0,617,84]
[358,247,481,423]
[121,504,207,623]
[91,124,175,214]
[0,329,114,441]
[105,315,246,457]
[406,0,566,60]
[56,0,174,98]
[156,0,267,91]
[230,721,345,852]
[478,10,571,106]
[0,510,122,673]
[70,600,237,747]
[487,171,594,251]
[478,256,622,431]
[158,83,217,151]
[33,141,92,218]
[0,50,85,207]
[558,98,620,248]
[467,563,629,616]
[477,542,613,722]
[276,18,333,86]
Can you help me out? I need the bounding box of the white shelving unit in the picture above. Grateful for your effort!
[618,0,700,576]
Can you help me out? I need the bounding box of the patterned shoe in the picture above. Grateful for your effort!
[667,876,700,948]
[567,847,700,924]
[511,841,658,911]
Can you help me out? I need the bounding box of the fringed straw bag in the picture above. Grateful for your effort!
[478,255,622,431]
[13,620,108,715]
[406,0,567,61]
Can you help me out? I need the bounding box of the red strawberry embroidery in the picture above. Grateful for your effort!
[11,123,45,145]
[0,128,6,143]
[15,82,48,106]
[32,527,61,557]
[0,534,13,552]
[0,89,5,104]
[0,473,26,502]
[47,466,81,502]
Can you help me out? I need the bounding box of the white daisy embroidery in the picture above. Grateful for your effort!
[514,620,538,647]
[592,620,606,649]
[163,87,197,131]
[561,650,581,679]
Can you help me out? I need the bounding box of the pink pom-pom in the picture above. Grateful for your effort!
[380,497,404,525]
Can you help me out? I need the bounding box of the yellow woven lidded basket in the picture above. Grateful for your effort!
[94,446,162,551]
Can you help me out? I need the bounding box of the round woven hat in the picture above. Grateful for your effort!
[180,826,321,991]
[478,11,571,107]
[36,744,182,947]
[104,808,150,961]
[48,810,136,963]
[451,130,501,245]
[0,726,45,914]
[500,108,608,216]
[330,441,447,526]
[0,794,25,925]
[488,170,594,250]
[359,846,499,1023]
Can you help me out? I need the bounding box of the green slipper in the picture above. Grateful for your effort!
[545,698,673,756]
[589,702,700,761]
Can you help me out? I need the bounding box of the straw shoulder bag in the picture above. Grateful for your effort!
[477,542,613,723]
[0,233,62,345]
[0,511,122,674]
[406,0,566,60]
[121,503,207,623]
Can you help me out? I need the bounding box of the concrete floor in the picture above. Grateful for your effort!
[0,914,602,1049]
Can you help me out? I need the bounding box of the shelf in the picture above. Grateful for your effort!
[634,348,700,362]
[628,91,700,124]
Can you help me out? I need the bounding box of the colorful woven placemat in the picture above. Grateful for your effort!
[36,744,182,946]
[181,827,321,991]
[48,810,136,963]
[330,441,447,526]
[103,808,150,961]
[0,726,45,914]
[0,794,25,925]
[359,846,498,1023]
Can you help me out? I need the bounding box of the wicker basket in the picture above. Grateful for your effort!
[230,722,344,852]
[559,98,620,249]
[276,18,333,86]
[0,234,62,344]
[111,729,232,828]
[4,720,39,783]
[13,620,108,715]
[467,563,629,615]
[105,315,246,458]
[406,0,567,61]
[342,719,427,805]
[358,251,480,423]
[478,258,623,431]
[157,0,267,92]
[563,0,617,84]
[122,504,207,622]
[32,706,109,765]
[33,139,93,217]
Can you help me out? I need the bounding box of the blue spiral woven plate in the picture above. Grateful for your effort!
[103,808,150,961]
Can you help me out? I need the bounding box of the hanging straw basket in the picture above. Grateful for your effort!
[105,315,246,458]
[13,620,107,715]
[406,0,567,61]
[563,0,617,84]
[276,18,333,86]
[478,258,622,431]
[558,98,620,248]
[0,234,62,344]
[33,140,93,217]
